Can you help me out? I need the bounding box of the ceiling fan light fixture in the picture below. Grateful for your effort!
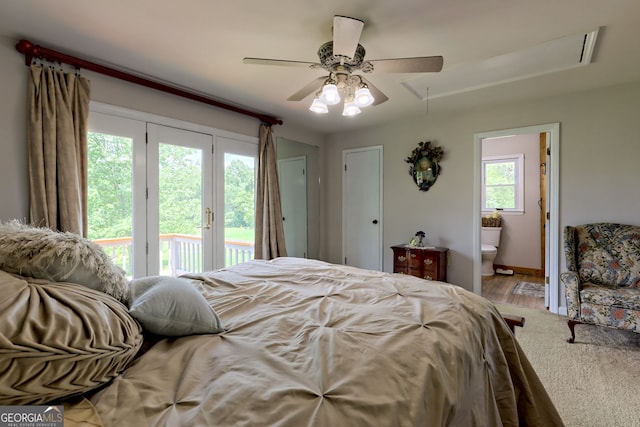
[342,98,361,116]
[354,86,374,107]
[244,15,444,117]
[321,83,341,105]
[309,97,329,113]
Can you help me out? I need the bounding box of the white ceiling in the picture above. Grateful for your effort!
[1,0,640,135]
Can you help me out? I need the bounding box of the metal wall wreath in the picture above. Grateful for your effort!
[405,141,444,191]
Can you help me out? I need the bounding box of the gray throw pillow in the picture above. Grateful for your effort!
[0,220,128,302]
[128,276,225,337]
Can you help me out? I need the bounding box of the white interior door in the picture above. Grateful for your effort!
[278,156,307,258]
[342,146,383,270]
[147,123,214,276]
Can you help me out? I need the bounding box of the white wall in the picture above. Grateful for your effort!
[0,36,30,221]
[0,35,324,224]
[482,133,541,271]
[323,80,640,291]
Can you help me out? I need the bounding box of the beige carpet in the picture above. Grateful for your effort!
[497,304,640,427]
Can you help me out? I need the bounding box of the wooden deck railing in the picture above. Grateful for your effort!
[93,234,254,276]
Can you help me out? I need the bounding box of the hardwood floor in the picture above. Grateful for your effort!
[481,272,547,311]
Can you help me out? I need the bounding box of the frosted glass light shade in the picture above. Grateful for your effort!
[354,87,374,107]
[321,84,341,105]
[309,97,328,113]
[342,101,361,116]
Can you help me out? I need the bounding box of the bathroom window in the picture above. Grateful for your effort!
[482,154,524,213]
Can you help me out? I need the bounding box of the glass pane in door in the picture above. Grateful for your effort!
[158,143,204,275]
[224,153,255,266]
[87,132,134,277]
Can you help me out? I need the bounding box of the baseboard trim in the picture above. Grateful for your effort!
[494,264,543,277]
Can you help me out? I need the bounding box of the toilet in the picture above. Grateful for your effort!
[481,227,502,276]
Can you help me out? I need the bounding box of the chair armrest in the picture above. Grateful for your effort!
[502,314,525,333]
[561,271,581,319]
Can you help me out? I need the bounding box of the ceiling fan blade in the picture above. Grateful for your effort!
[360,77,389,106]
[333,16,364,59]
[287,76,327,101]
[243,58,319,68]
[368,56,444,73]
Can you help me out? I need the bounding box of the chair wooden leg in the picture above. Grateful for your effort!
[567,319,580,343]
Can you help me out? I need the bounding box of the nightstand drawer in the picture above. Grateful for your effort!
[391,245,448,282]
[407,252,422,268]
[393,250,409,274]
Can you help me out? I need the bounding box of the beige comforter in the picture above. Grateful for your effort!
[88,258,563,426]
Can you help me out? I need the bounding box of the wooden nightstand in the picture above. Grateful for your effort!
[391,245,448,282]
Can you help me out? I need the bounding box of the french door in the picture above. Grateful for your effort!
[147,123,215,276]
[88,112,216,277]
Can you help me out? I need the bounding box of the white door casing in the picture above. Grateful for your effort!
[544,132,551,308]
[473,123,561,314]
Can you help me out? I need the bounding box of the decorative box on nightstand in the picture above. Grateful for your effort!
[391,245,448,282]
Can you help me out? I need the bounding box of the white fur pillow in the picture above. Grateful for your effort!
[129,276,225,336]
[0,220,128,302]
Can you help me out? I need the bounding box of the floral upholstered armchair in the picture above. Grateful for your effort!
[561,223,640,343]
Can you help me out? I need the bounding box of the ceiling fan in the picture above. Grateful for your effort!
[243,15,443,115]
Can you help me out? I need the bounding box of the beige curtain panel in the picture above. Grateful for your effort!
[28,64,91,236]
[254,124,287,260]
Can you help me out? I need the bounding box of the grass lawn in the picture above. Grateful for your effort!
[225,227,254,242]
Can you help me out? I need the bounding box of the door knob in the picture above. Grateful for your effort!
[372,219,378,224]
[203,208,212,230]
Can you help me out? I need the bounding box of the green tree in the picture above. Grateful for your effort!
[87,133,133,240]
[158,144,202,235]
[225,159,254,228]
[485,161,515,209]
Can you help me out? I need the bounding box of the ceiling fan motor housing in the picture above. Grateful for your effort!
[317,41,367,72]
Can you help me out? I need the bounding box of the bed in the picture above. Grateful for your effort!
[0,225,563,426]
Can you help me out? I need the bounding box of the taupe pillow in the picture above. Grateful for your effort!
[0,270,143,405]
[129,276,225,337]
[0,220,128,302]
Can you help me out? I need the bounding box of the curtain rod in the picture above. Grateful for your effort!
[15,39,283,127]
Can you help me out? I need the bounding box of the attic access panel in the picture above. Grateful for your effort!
[403,28,599,100]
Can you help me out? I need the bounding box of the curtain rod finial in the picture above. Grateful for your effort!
[16,39,37,65]
[15,39,33,53]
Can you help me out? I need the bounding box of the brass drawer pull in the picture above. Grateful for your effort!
[410,253,417,258]
[424,259,433,265]
[424,275,433,280]
[397,256,406,262]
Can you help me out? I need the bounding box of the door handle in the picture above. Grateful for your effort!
[203,207,212,230]
[372,219,378,224]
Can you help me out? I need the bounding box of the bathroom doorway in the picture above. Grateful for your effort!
[473,123,561,314]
